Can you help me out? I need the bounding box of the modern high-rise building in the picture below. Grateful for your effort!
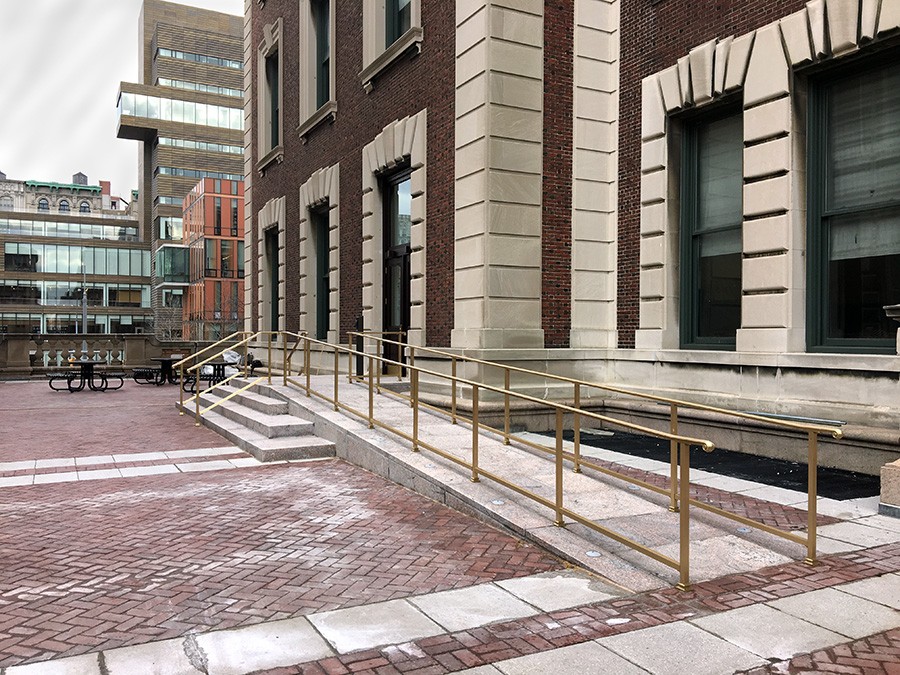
[182,177,245,340]
[117,0,243,337]
[0,171,152,335]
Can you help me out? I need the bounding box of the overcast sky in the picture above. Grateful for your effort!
[0,0,243,200]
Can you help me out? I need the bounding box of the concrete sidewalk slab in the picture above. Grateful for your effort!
[309,599,444,653]
[6,654,101,675]
[195,617,333,675]
[691,603,845,660]
[493,641,650,674]
[770,587,900,639]
[408,583,536,632]
[837,572,900,609]
[599,621,764,675]
[104,638,201,675]
[495,569,619,611]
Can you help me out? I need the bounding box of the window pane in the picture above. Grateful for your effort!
[826,66,900,210]
[390,178,412,247]
[826,209,900,340]
[696,114,743,232]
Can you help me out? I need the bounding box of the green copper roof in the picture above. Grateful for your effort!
[24,180,102,193]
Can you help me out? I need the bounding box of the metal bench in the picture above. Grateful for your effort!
[132,367,162,385]
[46,371,78,391]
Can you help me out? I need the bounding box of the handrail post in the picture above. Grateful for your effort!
[368,354,374,428]
[669,404,679,512]
[412,369,419,451]
[573,383,582,473]
[282,333,288,386]
[194,377,201,426]
[677,442,691,591]
[376,338,382,393]
[305,338,311,396]
[555,408,564,526]
[347,334,353,383]
[243,339,250,379]
[179,363,184,413]
[409,346,415,407]
[503,368,511,445]
[267,332,272,385]
[451,356,457,424]
[805,431,818,565]
[471,385,480,482]
[333,347,339,411]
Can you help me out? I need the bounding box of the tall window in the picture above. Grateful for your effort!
[214,197,222,235]
[680,110,743,348]
[231,199,239,236]
[79,201,90,213]
[58,200,70,213]
[312,0,330,109]
[382,170,412,355]
[37,198,49,212]
[386,0,411,47]
[311,206,330,340]
[265,51,280,148]
[809,60,900,352]
[205,239,216,277]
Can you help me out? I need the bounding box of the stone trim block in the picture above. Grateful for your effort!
[744,174,791,218]
[743,213,792,255]
[878,0,900,35]
[744,136,792,180]
[742,292,790,329]
[780,9,814,65]
[743,25,790,108]
[640,75,665,140]
[825,0,860,55]
[744,96,792,144]
[689,40,716,105]
[724,32,755,92]
[743,254,791,293]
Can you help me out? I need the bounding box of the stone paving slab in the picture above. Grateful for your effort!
[495,569,618,612]
[769,587,900,639]
[195,617,332,675]
[598,621,765,674]
[308,599,444,653]
[492,640,650,674]
[691,602,845,659]
[838,572,900,609]
[408,584,537,632]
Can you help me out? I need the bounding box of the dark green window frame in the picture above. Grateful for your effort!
[312,206,330,340]
[265,51,280,148]
[312,0,330,109]
[386,0,411,48]
[807,57,900,354]
[679,105,744,349]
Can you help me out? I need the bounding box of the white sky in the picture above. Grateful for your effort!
[0,0,243,200]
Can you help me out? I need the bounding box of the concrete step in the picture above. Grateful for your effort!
[208,384,289,415]
[196,392,313,439]
[179,404,335,462]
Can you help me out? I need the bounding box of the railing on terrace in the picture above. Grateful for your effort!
[179,330,837,590]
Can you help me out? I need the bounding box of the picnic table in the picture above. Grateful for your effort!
[47,360,125,393]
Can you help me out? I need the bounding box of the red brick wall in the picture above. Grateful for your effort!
[617,0,807,348]
[249,0,455,346]
[542,0,575,348]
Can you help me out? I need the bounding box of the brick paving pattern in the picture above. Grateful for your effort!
[574,454,840,530]
[0,380,224,460]
[737,628,900,675]
[277,543,900,675]
[0,460,561,668]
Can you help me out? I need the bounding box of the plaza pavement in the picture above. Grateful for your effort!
[0,378,897,674]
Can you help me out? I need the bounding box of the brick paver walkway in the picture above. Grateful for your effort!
[0,460,560,668]
[737,628,900,674]
[279,542,900,675]
[0,380,224,459]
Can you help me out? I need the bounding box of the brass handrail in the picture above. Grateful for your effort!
[350,332,843,568]
[283,333,713,589]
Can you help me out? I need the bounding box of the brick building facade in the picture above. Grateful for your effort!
[243,0,899,472]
